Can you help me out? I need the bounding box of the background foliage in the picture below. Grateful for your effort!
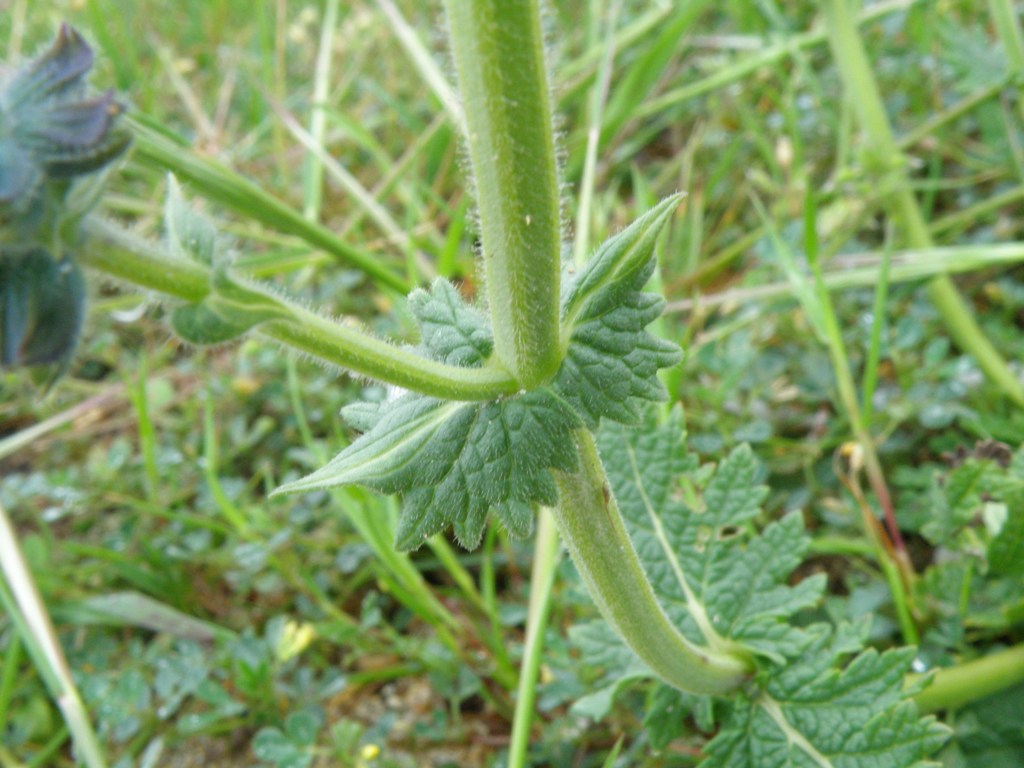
[2,0,1024,765]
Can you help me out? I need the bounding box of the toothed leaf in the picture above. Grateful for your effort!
[703,625,949,768]
[556,196,683,427]
[579,412,946,766]
[277,198,686,546]
[409,278,493,366]
[276,389,579,549]
[599,410,825,662]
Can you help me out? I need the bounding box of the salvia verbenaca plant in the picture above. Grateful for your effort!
[0,23,128,379]
[5,10,982,766]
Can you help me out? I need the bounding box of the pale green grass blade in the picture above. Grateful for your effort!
[572,1,621,268]
[126,117,410,292]
[558,4,672,97]
[597,0,711,149]
[6,0,27,60]
[0,387,123,463]
[302,0,340,221]
[507,508,562,768]
[862,229,894,423]
[0,501,108,768]
[666,243,1024,312]
[375,0,466,136]
[634,0,925,122]
[269,100,434,278]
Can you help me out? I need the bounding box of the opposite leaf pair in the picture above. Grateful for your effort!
[274,197,683,549]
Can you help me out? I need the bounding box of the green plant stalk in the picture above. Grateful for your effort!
[553,430,753,696]
[443,0,562,388]
[126,118,410,293]
[79,217,518,401]
[302,0,339,221]
[803,211,919,645]
[129,352,160,500]
[823,0,1024,408]
[913,644,1024,713]
[0,502,108,768]
[508,509,561,768]
[989,0,1024,76]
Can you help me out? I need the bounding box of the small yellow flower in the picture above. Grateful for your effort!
[360,743,381,762]
[274,620,317,662]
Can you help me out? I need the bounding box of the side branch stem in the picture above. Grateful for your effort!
[80,217,518,401]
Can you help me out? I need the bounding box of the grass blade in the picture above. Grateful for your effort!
[0,501,108,768]
[126,117,410,292]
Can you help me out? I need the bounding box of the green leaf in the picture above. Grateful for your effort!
[165,175,218,266]
[274,267,583,549]
[164,184,295,345]
[277,198,684,546]
[586,411,946,766]
[171,273,294,345]
[599,410,825,663]
[987,452,1024,577]
[251,727,312,768]
[408,278,493,366]
[556,196,683,427]
[568,620,650,720]
[704,624,949,768]
[276,389,579,549]
[941,683,1024,767]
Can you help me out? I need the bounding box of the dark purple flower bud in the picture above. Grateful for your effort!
[0,246,86,375]
[0,24,129,214]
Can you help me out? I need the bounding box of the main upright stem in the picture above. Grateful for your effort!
[444,0,563,388]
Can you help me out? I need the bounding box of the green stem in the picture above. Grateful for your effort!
[127,118,409,293]
[80,217,519,401]
[913,645,1024,713]
[508,509,561,768]
[823,0,1024,407]
[443,0,562,388]
[552,430,753,696]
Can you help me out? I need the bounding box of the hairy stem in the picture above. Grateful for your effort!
[913,645,1024,713]
[553,430,753,696]
[443,0,563,388]
[80,217,518,401]
[822,0,1024,407]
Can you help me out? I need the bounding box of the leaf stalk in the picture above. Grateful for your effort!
[553,430,753,696]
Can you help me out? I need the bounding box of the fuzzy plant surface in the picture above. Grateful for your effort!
[1,13,971,768]
[0,24,128,377]
[266,190,949,763]
[274,197,683,549]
